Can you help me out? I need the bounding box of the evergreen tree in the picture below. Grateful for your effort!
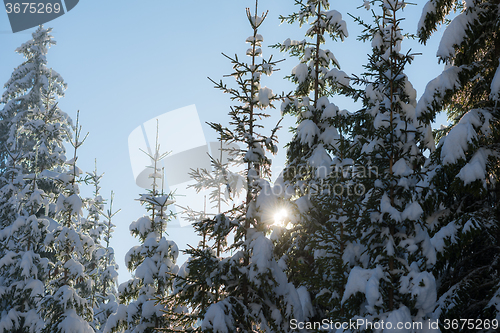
[274,0,349,199]
[0,26,80,333]
[417,0,500,325]
[0,25,69,175]
[272,0,355,322]
[340,0,438,328]
[104,130,179,333]
[81,167,119,333]
[40,119,95,333]
[164,140,245,332]
[0,155,49,333]
[92,193,119,333]
[172,2,305,332]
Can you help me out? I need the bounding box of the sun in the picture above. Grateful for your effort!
[273,208,288,227]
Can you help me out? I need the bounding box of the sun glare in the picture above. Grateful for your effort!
[273,208,288,226]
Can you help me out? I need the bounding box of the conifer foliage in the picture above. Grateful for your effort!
[272,0,354,322]
[82,168,119,333]
[417,0,500,325]
[0,27,93,333]
[0,26,118,333]
[168,2,305,332]
[3,2,500,332]
[339,0,437,327]
[0,26,69,175]
[104,131,179,333]
[40,119,95,333]
[0,156,49,332]
[164,141,245,332]
[276,0,349,198]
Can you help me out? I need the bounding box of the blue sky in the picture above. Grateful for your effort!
[0,0,449,283]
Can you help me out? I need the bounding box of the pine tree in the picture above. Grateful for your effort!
[0,155,49,333]
[274,0,349,199]
[272,0,354,322]
[164,139,245,331]
[417,0,500,325]
[0,26,78,333]
[340,0,438,327]
[0,25,70,228]
[40,118,95,333]
[92,193,119,333]
[173,2,305,332]
[0,25,69,175]
[104,129,179,333]
[81,167,119,333]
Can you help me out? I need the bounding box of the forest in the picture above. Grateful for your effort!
[0,0,499,332]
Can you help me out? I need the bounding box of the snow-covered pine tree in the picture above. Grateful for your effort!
[40,117,95,333]
[272,0,354,322]
[104,128,179,333]
[0,154,49,333]
[164,139,245,331]
[274,0,349,200]
[0,25,69,175]
[181,2,305,332]
[0,25,70,228]
[92,192,119,333]
[79,165,105,308]
[0,26,79,333]
[81,166,119,333]
[417,0,500,324]
[0,149,25,229]
[340,0,438,327]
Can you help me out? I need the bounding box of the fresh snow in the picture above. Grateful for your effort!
[324,10,348,39]
[297,119,320,147]
[440,109,482,165]
[417,1,436,36]
[491,60,500,100]
[401,201,424,221]
[384,306,412,332]
[437,10,477,60]
[416,66,461,143]
[342,266,384,313]
[392,158,413,177]
[202,302,232,333]
[400,266,437,315]
[58,309,94,333]
[457,148,490,185]
[292,63,308,84]
[430,222,458,253]
[258,86,273,107]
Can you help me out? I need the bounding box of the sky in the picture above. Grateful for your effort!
[0,0,450,283]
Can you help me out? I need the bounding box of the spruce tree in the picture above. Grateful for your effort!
[272,0,354,322]
[177,2,305,332]
[81,167,119,333]
[417,0,500,324]
[340,0,438,327]
[0,25,80,333]
[104,130,179,333]
[274,0,349,200]
[0,25,69,175]
[0,155,49,333]
[164,140,245,331]
[0,25,70,229]
[92,193,119,333]
[40,119,95,333]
